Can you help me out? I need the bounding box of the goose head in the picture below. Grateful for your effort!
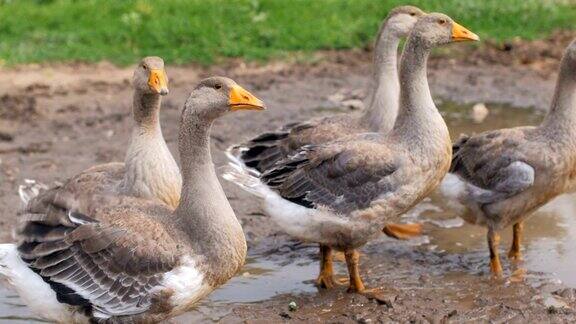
[133,56,169,95]
[410,13,479,48]
[184,76,265,120]
[384,5,426,38]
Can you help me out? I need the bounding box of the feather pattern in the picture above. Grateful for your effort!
[15,189,181,320]
[232,116,360,173]
[450,127,537,204]
[261,134,399,215]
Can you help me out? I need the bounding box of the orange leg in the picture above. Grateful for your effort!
[344,249,365,293]
[508,222,523,261]
[344,249,387,302]
[488,228,503,278]
[316,244,337,289]
[383,223,423,240]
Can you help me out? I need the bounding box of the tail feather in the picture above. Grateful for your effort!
[220,163,270,199]
[438,173,468,215]
[225,129,290,174]
[225,145,261,176]
[18,179,48,205]
[0,244,70,322]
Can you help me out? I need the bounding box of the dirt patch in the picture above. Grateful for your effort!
[0,33,575,322]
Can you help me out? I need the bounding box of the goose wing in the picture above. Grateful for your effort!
[450,128,536,203]
[17,188,179,319]
[261,133,398,214]
[236,115,356,173]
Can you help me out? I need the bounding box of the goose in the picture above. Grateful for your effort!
[224,14,479,298]
[228,5,426,247]
[0,77,265,323]
[440,39,576,277]
[19,56,182,209]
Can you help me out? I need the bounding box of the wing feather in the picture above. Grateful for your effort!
[262,135,398,214]
[450,128,536,203]
[16,190,180,319]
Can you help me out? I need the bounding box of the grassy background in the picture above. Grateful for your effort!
[0,0,575,66]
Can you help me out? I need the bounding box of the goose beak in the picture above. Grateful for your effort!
[148,69,169,95]
[229,85,266,111]
[451,22,479,42]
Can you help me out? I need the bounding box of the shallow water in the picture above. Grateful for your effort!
[2,103,576,322]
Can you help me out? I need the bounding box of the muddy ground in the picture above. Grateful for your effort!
[1,31,576,322]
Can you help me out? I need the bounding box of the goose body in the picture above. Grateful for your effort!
[20,57,181,210]
[440,39,576,276]
[225,14,479,297]
[0,77,265,323]
[229,6,426,255]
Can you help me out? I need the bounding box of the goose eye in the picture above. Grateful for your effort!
[438,19,447,25]
[214,83,222,90]
[410,12,416,16]
[142,65,147,70]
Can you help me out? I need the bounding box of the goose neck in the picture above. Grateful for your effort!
[542,58,576,135]
[133,91,162,133]
[175,109,246,278]
[121,90,169,195]
[392,39,437,135]
[361,23,401,133]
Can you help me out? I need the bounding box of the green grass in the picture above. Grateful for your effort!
[0,0,574,66]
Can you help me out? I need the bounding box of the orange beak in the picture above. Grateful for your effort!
[451,22,479,42]
[148,69,169,95]
[229,85,266,111]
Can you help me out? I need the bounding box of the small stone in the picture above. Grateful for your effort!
[471,103,489,123]
[288,301,297,312]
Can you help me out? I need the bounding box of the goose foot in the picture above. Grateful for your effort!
[316,244,337,289]
[343,249,392,304]
[316,274,347,289]
[509,268,527,283]
[383,223,423,240]
[316,273,338,289]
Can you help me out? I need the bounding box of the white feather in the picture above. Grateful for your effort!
[221,163,346,243]
[18,179,48,205]
[224,145,261,176]
[0,243,82,323]
[158,255,211,313]
[438,173,468,214]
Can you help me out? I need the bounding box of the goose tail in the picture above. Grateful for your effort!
[438,173,468,214]
[18,179,48,205]
[225,145,261,176]
[0,244,71,322]
[220,163,270,199]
